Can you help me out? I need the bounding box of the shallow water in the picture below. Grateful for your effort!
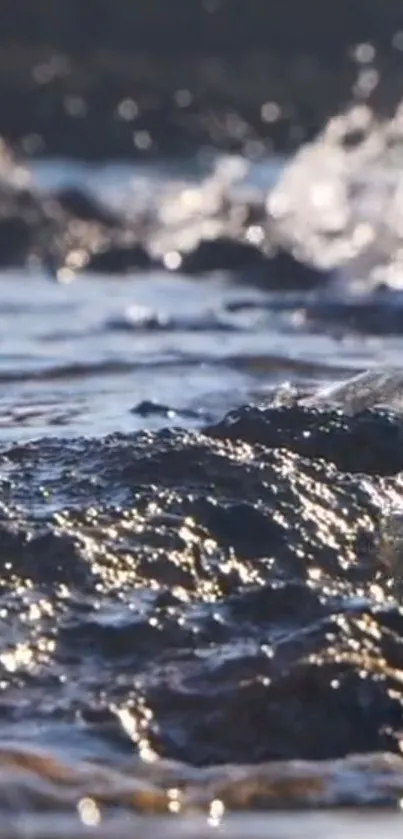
[4,146,403,442]
[4,119,403,836]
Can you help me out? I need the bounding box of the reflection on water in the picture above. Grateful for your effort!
[2,812,403,839]
[3,112,403,837]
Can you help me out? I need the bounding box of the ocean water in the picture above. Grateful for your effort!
[6,136,403,443]
[2,110,403,836]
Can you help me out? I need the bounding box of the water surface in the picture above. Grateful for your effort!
[3,119,403,836]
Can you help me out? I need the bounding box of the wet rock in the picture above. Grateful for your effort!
[258,247,333,290]
[131,400,202,420]
[0,179,158,273]
[207,403,403,474]
[131,401,177,418]
[179,237,267,275]
[150,637,401,764]
[85,242,157,273]
[55,186,121,228]
[302,368,403,415]
[179,237,332,288]
[0,401,403,767]
[0,215,33,265]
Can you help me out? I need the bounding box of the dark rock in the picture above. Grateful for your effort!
[0,215,33,265]
[151,651,401,764]
[84,243,157,273]
[179,238,332,289]
[131,400,203,420]
[55,186,121,227]
[131,401,177,418]
[261,247,333,290]
[207,404,403,474]
[180,237,267,275]
[1,402,403,768]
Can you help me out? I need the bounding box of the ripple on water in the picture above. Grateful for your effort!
[2,112,403,835]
